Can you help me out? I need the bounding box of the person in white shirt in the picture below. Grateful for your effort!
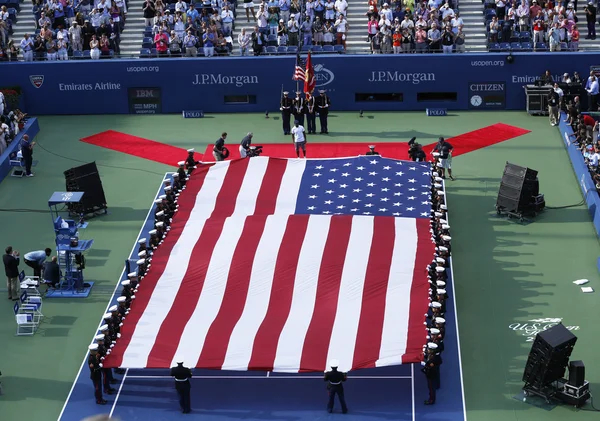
[516,0,529,32]
[238,27,251,55]
[451,12,463,34]
[0,118,9,155]
[291,120,307,158]
[334,14,347,48]
[380,3,393,21]
[20,34,34,61]
[69,21,82,51]
[288,14,299,45]
[401,15,414,31]
[57,38,69,60]
[221,5,235,34]
[379,14,391,28]
[334,0,347,17]
[175,0,187,12]
[256,4,268,29]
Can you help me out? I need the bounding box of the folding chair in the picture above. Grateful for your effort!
[14,302,39,336]
[19,291,43,320]
[19,270,41,297]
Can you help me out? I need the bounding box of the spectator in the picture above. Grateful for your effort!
[454,26,465,52]
[392,27,402,53]
[46,38,57,60]
[277,19,288,45]
[401,28,413,52]
[586,75,599,111]
[334,13,347,48]
[517,0,529,32]
[548,22,561,51]
[325,0,335,22]
[155,29,169,56]
[313,16,324,45]
[415,24,427,52]
[302,16,313,45]
[23,248,51,277]
[203,27,216,56]
[257,4,269,31]
[238,27,251,54]
[380,22,392,53]
[184,30,198,56]
[489,16,499,43]
[335,0,348,18]
[371,29,382,53]
[441,23,454,53]
[251,25,266,55]
[20,34,34,62]
[244,0,257,23]
[57,38,68,60]
[323,20,335,44]
[570,25,580,50]
[221,5,235,35]
[3,246,20,301]
[175,0,187,13]
[585,1,596,39]
[288,13,300,45]
[428,22,441,52]
[314,0,325,21]
[495,0,506,20]
[90,34,101,59]
[144,0,156,27]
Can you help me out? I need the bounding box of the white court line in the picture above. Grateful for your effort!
[125,375,412,379]
[444,181,468,421]
[411,364,415,421]
[266,371,271,377]
[109,368,129,418]
[57,174,172,421]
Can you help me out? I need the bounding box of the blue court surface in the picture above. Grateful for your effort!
[57,174,466,421]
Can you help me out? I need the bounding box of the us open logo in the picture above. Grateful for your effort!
[29,75,44,88]
[508,318,580,342]
[314,64,334,88]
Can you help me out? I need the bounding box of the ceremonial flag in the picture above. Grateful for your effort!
[304,51,316,96]
[106,156,435,373]
[293,53,305,82]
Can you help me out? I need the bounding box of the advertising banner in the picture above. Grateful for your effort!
[128,87,162,114]
[468,82,506,109]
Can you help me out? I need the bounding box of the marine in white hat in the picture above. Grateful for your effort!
[170,358,193,413]
[324,358,348,414]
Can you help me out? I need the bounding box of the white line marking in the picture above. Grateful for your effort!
[267,371,271,377]
[109,368,129,418]
[57,175,170,421]
[411,364,415,421]
[444,183,468,421]
[125,375,412,379]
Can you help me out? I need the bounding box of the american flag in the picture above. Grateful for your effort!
[293,53,305,82]
[106,156,434,372]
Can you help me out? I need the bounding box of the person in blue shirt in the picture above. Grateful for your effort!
[24,248,51,278]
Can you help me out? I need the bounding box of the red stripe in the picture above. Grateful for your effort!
[401,218,435,364]
[195,215,269,369]
[105,163,213,368]
[351,216,396,370]
[253,158,288,215]
[248,215,310,371]
[145,159,251,368]
[298,215,353,372]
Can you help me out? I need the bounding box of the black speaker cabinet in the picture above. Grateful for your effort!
[568,360,585,387]
[522,323,577,388]
[497,162,540,214]
[64,162,107,214]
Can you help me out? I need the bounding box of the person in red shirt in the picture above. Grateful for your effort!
[570,25,580,51]
[392,29,402,54]
[154,29,169,56]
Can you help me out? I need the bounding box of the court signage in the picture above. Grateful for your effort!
[128,87,162,114]
[508,318,580,342]
[469,82,506,109]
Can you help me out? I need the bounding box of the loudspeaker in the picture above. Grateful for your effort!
[568,361,585,387]
[64,162,107,214]
[496,162,540,213]
[522,324,577,388]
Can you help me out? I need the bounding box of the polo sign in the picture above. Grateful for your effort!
[426,108,448,116]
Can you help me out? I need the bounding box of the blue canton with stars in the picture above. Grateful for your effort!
[294,156,433,219]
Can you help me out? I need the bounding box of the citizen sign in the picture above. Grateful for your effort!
[193,74,259,87]
[470,83,505,92]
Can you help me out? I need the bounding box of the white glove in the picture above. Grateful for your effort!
[110,344,115,348]
[421,361,426,366]
[117,333,121,338]
[119,323,123,327]
[131,295,136,300]
[99,363,103,368]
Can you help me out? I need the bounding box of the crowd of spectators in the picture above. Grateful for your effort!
[0,92,27,155]
[486,0,598,51]
[0,0,126,61]
[141,0,351,57]
[364,0,466,54]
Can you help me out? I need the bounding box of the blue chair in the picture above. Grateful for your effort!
[277,46,288,54]
[72,50,83,59]
[535,42,547,50]
[150,48,157,56]
[488,42,501,51]
[287,46,298,54]
[322,44,334,53]
[520,31,531,42]
[484,8,496,17]
[510,31,520,42]
[499,42,511,51]
[142,40,153,49]
[333,44,345,53]
[143,28,153,38]
[301,44,311,52]
[560,42,568,51]
[8,7,17,22]
[265,45,277,54]
[312,45,323,53]
[510,42,521,50]
[139,48,151,57]
[521,41,533,51]
[267,34,277,46]
[143,36,153,45]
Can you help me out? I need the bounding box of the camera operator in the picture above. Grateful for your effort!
[407,137,426,162]
[239,132,253,158]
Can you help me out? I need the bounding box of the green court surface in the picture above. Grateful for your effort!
[1,112,599,421]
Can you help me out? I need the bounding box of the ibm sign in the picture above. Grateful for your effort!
[128,88,162,114]
[468,82,506,110]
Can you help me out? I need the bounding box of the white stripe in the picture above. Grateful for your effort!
[375,218,417,367]
[326,216,373,372]
[272,215,331,372]
[274,159,306,215]
[232,157,269,215]
[170,215,248,367]
[221,214,290,370]
[120,163,230,368]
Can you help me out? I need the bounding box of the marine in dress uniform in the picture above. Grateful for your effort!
[365,145,380,155]
[177,161,188,186]
[137,238,147,255]
[315,90,331,134]
[149,229,160,249]
[88,344,107,405]
[422,343,442,405]
[95,334,117,393]
[185,148,199,173]
[117,295,128,315]
[172,173,183,193]
[280,91,293,135]
[170,361,193,413]
[293,92,305,127]
[324,359,348,414]
[305,93,317,134]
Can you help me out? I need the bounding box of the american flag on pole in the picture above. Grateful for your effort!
[106,156,435,372]
[293,53,306,82]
